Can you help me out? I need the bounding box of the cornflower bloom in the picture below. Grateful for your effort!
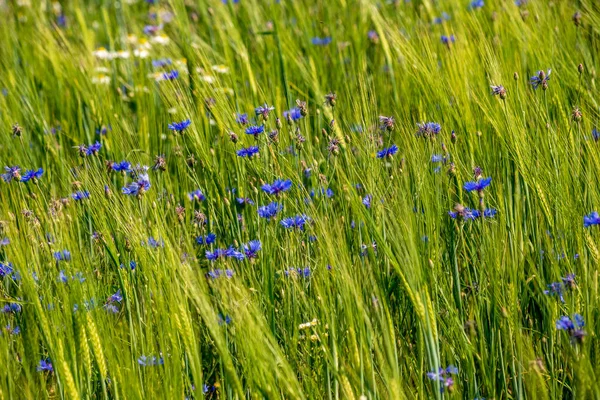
[37,359,53,372]
[583,211,600,227]
[280,215,311,230]
[427,366,458,393]
[490,85,507,99]
[187,189,206,201]
[377,144,398,159]
[237,146,259,158]
[1,166,21,183]
[236,113,249,125]
[464,177,492,193]
[262,179,292,195]
[20,168,43,183]
[255,103,275,120]
[530,69,551,90]
[122,180,151,196]
[245,125,264,137]
[312,37,332,46]
[556,314,586,344]
[258,202,282,219]
[168,119,191,132]
[378,116,395,132]
[416,122,441,138]
[243,240,262,258]
[283,107,302,122]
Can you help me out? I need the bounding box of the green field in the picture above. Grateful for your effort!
[0,0,599,398]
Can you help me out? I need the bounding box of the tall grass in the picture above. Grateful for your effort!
[0,0,599,398]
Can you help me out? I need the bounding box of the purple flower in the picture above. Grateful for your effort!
[530,69,551,90]
[236,113,249,125]
[584,211,600,227]
[237,146,260,158]
[112,161,132,173]
[168,119,191,132]
[72,191,90,201]
[122,180,151,196]
[427,365,458,393]
[255,104,275,120]
[108,289,123,303]
[469,0,484,9]
[362,194,372,209]
[261,179,292,195]
[416,122,442,138]
[1,166,21,183]
[37,359,53,372]
[245,125,264,136]
[283,107,302,121]
[441,35,455,45]
[236,197,254,206]
[162,70,179,80]
[280,215,311,230]
[556,314,586,343]
[188,189,206,201]
[376,144,399,159]
[86,141,102,156]
[195,233,216,245]
[258,202,283,219]
[464,177,492,192]
[312,37,332,46]
[21,168,44,183]
[243,240,262,258]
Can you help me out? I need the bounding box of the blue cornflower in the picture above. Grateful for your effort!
[556,314,586,343]
[218,314,232,325]
[162,70,179,80]
[379,116,395,131]
[1,303,22,314]
[187,189,206,201]
[362,194,372,209]
[427,365,458,393]
[236,197,254,206]
[168,119,191,132]
[258,202,283,219]
[376,144,399,159]
[59,270,68,283]
[108,289,123,303]
[0,261,14,278]
[416,122,442,138]
[470,0,484,8]
[146,237,164,248]
[245,125,264,136]
[196,233,217,245]
[72,191,90,201]
[530,69,551,90]
[434,12,451,24]
[483,208,497,218]
[280,215,311,230]
[2,166,21,183]
[120,261,137,270]
[236,113,249,125]
[312,36,332,46]
[53,250,71,262]
[224,247,245,260]
[37,359,53,372]
[86,141,102,156]
[255,103,275,120]
[592,127,600,142]
[112,161,132,172]
[562,273,577,290]
[237,146,260,158]
[262,179,292,195]
[138,355,164,366]
[284,267,311,278]
[584,211,600,227]
[243,240,262,258]
[206,268,235,278]
[21,168,43,183]
[206,249,226,261]
[0,237,9,246]
[441,35,455,45]
[544,282,565,302]
[152,58,172,68]
[122,180,151,196]
[283,107,302,121]
[464,177,492,192]
[431,154,444,163]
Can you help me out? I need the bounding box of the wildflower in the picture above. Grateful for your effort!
[378,116,395,132]
[281,215,311,230]
[285,267,311,278]
[122,180,151,197]
[37,359,53,373]
[161,70,179,80]
[0,238,8,246]
[71,190,90,201]
[245,125,264,137]
[483,208,497,218]
[583,211,600,227]
[236,197,254,206]
[562,273,577,290]
[108,289,123,304]
[218,314,232,325]
[556,314,586,344]
[237,146,260,158]
[0,261,14,278]
[258,202,283,219]
[112,161,132,173]
[2,166,21,183]
[431,155,444,163]
[530,69,551,90]
[441,35,455,45]
[312,37,332,46]
[262,179,292,195]
[427,365,458,393]
[53,250,71,262]
[224,247,245,260]
[20,168,43,183]
[206,268,235,278]
[195,233,216,245]
[255,103,275,120]
[152,155,167,171]
[324,92,337,107]
[1,303,22,314]
[146,237,164,248]
[296,99,308,116]
[470,0,484,9]
[448,204,481,221]
[243,240,262,258]
[416,122,441,138]
[490,85,507,99]
[86,141,102,156]
[235,113,249,125]
[168,119,191,132]
[283,107,302,122]
[464,177,492,192]
[377,144,399,159]
[187,189,206,201]
[362,194,372,209]
[544,282,565,302]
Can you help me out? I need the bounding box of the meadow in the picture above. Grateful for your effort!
[0,0,599,398]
